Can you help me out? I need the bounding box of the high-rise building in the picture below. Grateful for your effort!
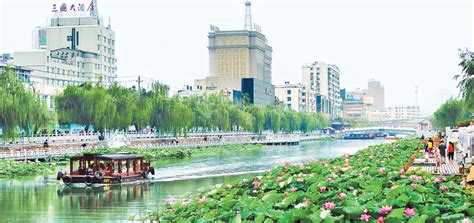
[205,1,274,106]
[302,61,341,118]
[9,0,115,109]
[367,79,385,110]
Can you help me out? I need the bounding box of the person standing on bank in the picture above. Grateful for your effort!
[447,141,455,164]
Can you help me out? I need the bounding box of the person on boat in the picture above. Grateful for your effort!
[438,140,447,164]
[86,165,93,175]
[43,139,49,148]
[447,142,455,163]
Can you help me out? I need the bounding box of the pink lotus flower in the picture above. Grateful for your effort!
[198,196,206,204]
[299,164,305,170]
[434,178,441,184]
[297,178,304,183]
[322,201,336,209]
[360,214,370,222]
[253,181,261,188]
[284,162,291,165]
[378,216,385,223]
[379,167,385,173]
[165,199,173,205]
[276,177,283,182]
[440,175,446,181]
[290,187,298,192]
[338,192,346,200]
[380,205,393,215]
[320,186,327,192]
[399,169,405,174]
[461,218,473,223]
[322,162,329,167]
[326,177,333,183]
[440,185,447,192]
[411,183,417,189]
[416,176,423,181]
[311,159,319,163]
[409,175,417,180]
[404,208,415,217]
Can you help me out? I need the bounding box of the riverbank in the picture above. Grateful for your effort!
[140,138,473,222]
[0,144,263,177]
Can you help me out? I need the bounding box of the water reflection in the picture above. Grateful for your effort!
[56,183,151,210]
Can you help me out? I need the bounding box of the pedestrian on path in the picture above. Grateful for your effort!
[433,146,442,173]
[438,140,446,164]
[427,138,434,155]
[447,141,455,163]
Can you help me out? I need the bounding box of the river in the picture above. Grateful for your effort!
[0,139,389,222]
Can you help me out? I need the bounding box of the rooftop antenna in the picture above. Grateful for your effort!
[244,0,253,31]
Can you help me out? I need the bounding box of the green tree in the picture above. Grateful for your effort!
[432,98,470,129]
[55,83,112,132]
[454,49,474,110]
[0,67,51,139]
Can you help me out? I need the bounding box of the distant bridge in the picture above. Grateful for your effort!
[341,127,418,136]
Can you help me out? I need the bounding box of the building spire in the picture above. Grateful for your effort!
[244,0,253,31]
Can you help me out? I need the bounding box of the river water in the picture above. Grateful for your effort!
[0,139,388,222]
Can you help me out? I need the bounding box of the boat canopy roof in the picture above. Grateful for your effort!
[71,153,144,160]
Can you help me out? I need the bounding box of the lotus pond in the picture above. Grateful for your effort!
[141,138,474,222]
[0,139,388,222]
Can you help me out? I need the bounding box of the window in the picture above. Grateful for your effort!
[287,90,291,94]
[287,104,291,109]
[287,97,292,101]
[98,45,100,51]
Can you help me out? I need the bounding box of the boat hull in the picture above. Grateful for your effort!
[61,174,148,186]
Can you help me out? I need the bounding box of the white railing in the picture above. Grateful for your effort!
[0,133,310,160]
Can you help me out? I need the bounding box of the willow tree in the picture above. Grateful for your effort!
[0,67,51,139]
[454,49,474,110]
[55,83,113,132]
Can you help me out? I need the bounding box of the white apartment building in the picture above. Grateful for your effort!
[9,1,116,109]
[385,106,421,120]
[302,61,341,118]
[275,82,316,112]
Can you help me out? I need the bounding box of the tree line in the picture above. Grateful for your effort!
[432,49,473,129]
[55,83,331,136]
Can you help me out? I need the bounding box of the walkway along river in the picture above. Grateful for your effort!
[0,139,388,222]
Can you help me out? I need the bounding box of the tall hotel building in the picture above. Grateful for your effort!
[7,0,116,109]
[205,1,274,106]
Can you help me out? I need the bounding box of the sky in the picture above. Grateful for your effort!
[0,0,473,114]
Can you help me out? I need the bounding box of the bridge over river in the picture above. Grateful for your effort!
[340,127,418,136]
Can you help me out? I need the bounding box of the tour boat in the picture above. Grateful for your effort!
[57,153,155,186]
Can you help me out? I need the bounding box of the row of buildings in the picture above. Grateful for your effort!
[1,0,420,122]
[1,0,115,109]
